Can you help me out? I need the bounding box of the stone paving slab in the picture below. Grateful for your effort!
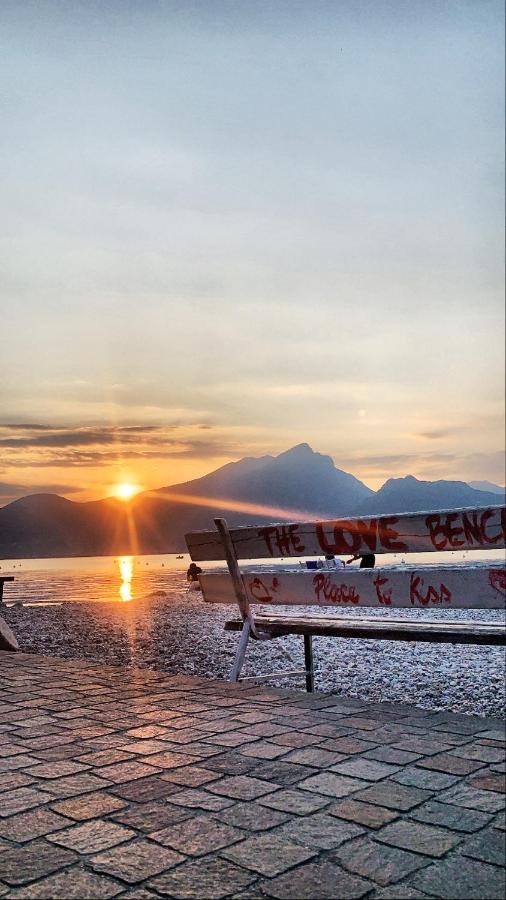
[0,652,505,899]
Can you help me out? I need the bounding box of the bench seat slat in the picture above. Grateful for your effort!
[224,615,506,645]
[200,563,506,610]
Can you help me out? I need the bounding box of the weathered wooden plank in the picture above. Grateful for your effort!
[227,615,505,633]
[199,563,506,610]
[224,615,506,645]
[186,505,506,560]
[214,518,251,622]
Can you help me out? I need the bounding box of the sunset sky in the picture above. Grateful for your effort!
[1,0,504,504]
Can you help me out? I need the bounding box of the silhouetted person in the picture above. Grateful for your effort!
[346,553,376,568]
[187,563,202,583]
[359,554,375,568]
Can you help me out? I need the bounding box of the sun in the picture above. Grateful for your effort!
[113,483,142,501]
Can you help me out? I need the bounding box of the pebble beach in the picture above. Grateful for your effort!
[3,573,505,719]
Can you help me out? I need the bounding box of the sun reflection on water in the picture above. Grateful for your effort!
[118,556,133,601]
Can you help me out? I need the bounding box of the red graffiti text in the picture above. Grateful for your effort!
[489,569,506,597]
[259,525,305,557]
[410,573,452,606]
[313,574,359,605]
[425,508,506,551]
[248,577,280,603]
[316,517,407,556]
[373,574,393,605]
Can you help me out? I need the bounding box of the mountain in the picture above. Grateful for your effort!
[0,445,502,558]
[0,493,137,559]
[468,480,505,496]
[357,475,502,515]
[157,443,373,518]
[0,445,373,558]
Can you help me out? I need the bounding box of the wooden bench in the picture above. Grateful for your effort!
[186,505,506,691]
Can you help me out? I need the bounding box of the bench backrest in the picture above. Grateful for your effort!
[186,505,506,614]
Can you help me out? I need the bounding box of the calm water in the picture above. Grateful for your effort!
[1,549,504,607]
[0,554,192,606]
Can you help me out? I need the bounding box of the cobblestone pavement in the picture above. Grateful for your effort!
[0,652,504,899]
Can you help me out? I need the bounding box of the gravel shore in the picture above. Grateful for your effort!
[3,573,504,718]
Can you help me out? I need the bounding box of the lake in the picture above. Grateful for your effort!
[1,548,504,606]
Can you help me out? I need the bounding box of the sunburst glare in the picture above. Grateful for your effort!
[113,483,142,501]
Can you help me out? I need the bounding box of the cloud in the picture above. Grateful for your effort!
[0,423,237,469]
[115,425,166,433]
[0,423,172,448]
[414,426,477,440]
[1,423,55,431]
[417,430,451,440]
[0,431,121,448]
[339,452,458,468]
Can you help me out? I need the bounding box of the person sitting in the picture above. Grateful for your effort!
[187,563,203,582]
[324,553,345,569]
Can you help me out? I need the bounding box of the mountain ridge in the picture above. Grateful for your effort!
[0,444,503,558]
[468,479,505,495]
[357,474,503,516]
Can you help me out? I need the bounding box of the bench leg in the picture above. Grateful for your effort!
[229,619,251,683]
[304,634,314,692]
